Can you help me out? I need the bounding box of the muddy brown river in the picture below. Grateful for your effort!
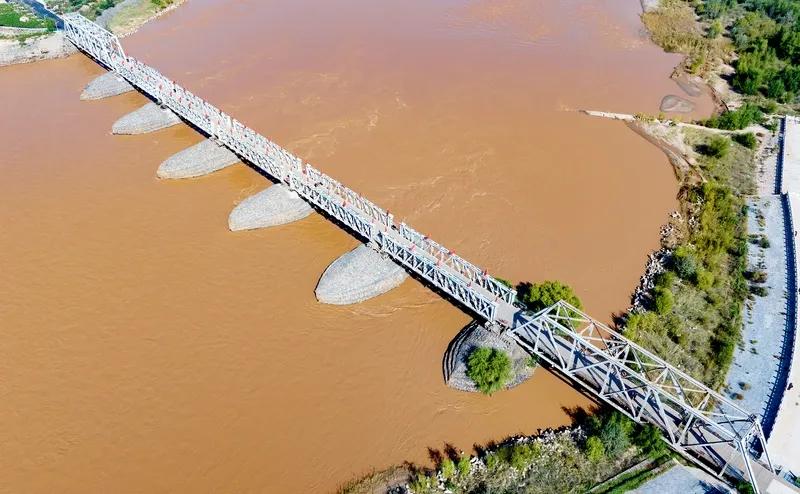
[0,1,713,492]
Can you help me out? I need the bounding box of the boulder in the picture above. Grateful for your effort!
[228,184,313,231]
[158,139,241,179]
[315,244,408,305]
[112,102,181,135]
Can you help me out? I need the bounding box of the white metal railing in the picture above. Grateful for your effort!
[62,13,514,322]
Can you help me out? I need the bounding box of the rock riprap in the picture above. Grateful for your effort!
[660,94,695,113]
[443,322,535,393]
[158,139,241,179]
[80,71,134,100]
[112,102,181,135]
[228,184,313,231]
[315,245,408,305]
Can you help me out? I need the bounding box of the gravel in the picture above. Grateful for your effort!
[158,138,240,179]
[315,244,408,305]
[228,184,312,231]
[80,71,134,100]
[111,102,181,135]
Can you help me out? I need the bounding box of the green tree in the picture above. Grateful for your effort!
[466,347,512,395]
[517,280,583,312]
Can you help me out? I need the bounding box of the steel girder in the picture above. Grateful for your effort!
[62,13,502,323]
[509,302,774,491]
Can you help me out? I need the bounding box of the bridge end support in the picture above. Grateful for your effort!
[315,244,408,305]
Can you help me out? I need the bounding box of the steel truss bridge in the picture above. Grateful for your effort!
[62,13,783,492]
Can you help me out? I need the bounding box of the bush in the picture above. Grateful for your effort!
[733,132,758,149]
[736,481,755,494]
[587,410,634,459]
[440,458,455,480]
[672,246,698,280]
[466,347,512,395]
[585,436,605,463]
[750,285,768,297]
[699,136,730,158]
[703,104,763,130]
[632,423,668,458]
[457,455,470,477]
[517,280,583,312]
[623,311,661,340]
[696,269,715,290]
[654,287,674,315]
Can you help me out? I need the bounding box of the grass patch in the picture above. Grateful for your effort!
[0,4,52,29]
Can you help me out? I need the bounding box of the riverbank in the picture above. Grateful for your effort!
[0,0,186,67]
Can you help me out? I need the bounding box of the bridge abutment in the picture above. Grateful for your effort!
[315,244,408,305]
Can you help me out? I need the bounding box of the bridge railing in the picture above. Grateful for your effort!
[62,12,504,323]
[510,301,773,489]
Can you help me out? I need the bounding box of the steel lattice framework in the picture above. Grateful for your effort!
[63,13,516,324]
[510,302,774,491]
[62,13,780,492]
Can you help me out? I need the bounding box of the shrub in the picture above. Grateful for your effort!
[456,455,470,477]
[585,436,605,463]
[696,269,715,290]
[733,132,758,149]
[440,458,455,480]
[466,347,512,395]
[623,311,661,340]
[517,280,583,312]
[699,136,730,158]
[703,104,763,130]
[750,285,768,297]
[654,287,674,315]
[632,423,667,458]
[589,411,634,458]
[672,246,698,280]
[736,481,755,494]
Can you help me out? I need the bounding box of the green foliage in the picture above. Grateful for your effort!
[0,4,51,28]
[587,410,634,458]
[696,268,715,290]
[585,435,605,463]
[736,480,755,494]
[466,347,512,395]
[440,458,456,480]
[654,287,674,314]
[672,246,698,280]
[457,455,470,477]
[702,104,763,130]
[623,311,660,340]
[517,280,583,312]
[733,132,758,149]
[632,424,667,458]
